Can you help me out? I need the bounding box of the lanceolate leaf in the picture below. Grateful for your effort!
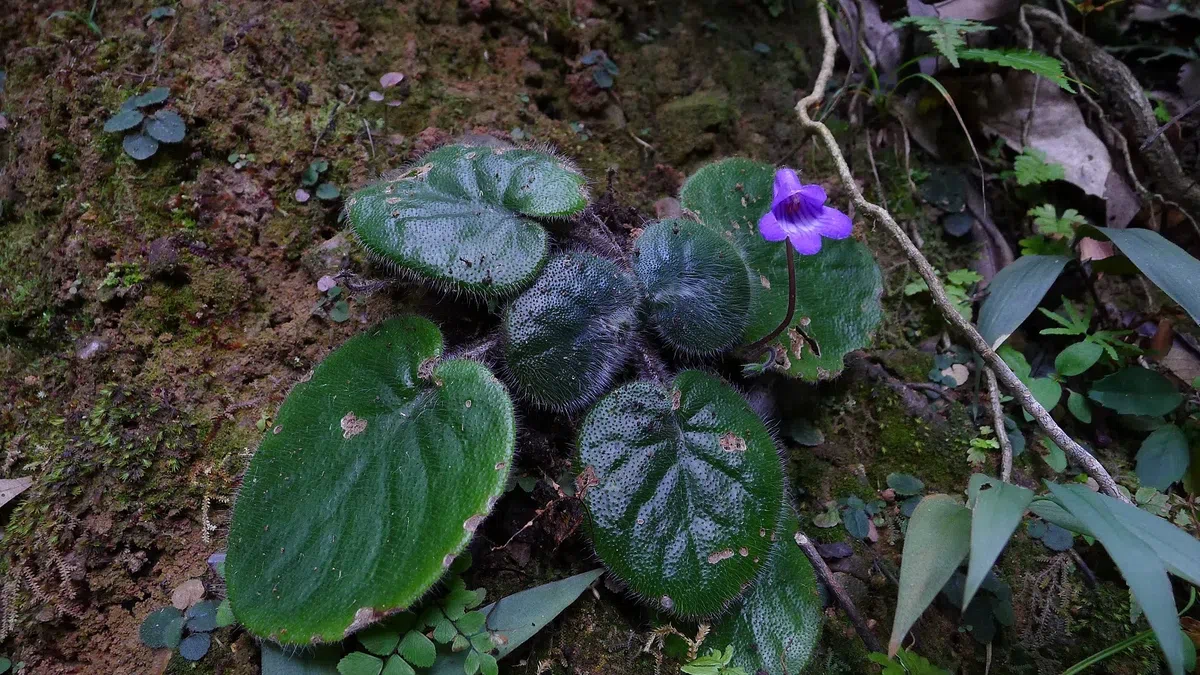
[577,370,784,617]
[426,570,603,674]
[890,495,972,655]
[1088,367,1183,416]
[1135,425,1191,491]
[503,252,640,411]
[680,159,883,380]
[634,219,752,355]
[963,476,1033,609]
[959,49,1074,92]
[1028,498,1094,537]
[1055,341,1103,377]
[1094,490,1200,588]
[1100,227,1200,327]
[977,254,1071,349]
[347,145,589,296]
[1047,483,1187,675]
[227,317,516,643]
[710,512,823,675]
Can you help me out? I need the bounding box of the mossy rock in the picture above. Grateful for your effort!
[656,91,735,163]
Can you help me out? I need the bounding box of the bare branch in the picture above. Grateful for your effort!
[795,6,1130,503]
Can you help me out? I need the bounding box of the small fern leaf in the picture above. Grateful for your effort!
[895,16,992,68]
[959,48,1075,92]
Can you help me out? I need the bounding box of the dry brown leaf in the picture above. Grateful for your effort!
[171,578,205,610]
[0,476,32,508]
[920,0,1018,20]
[978,72,1140,228]
[1161,341,1200,383]
[834,0,902,75]
[1078,237,1114,263]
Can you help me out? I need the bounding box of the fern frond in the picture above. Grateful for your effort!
[959,48,1075,92]
[895,16,993,67]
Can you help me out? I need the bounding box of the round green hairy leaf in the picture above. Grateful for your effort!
[347,144,589,296]
[710,512,822,675]
[227,316,516,644]
[577,370,784,617]
[680,159,883,380]
[633,219,752,354]
[503,251,639,411]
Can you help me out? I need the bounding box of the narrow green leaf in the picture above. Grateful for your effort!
[1055,341,1103,377]
[1047,483,1186,675]
[1136,425,1190,491]
[964,477,1033,609]
[1028,498,1094,537]
[425,570,603,675]
[1096,492,1200,588]
[1100,228,1200,326]
[958,49,1074,92]
[889,495,972,655]
[1088,368,1183,416]
[977,255,1071,349]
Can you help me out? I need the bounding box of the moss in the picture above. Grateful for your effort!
[655,91,736,165]
[875,349,936,383]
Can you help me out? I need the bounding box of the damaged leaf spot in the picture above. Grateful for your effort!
[718,432,746,453]
[760,274,771,289]
[343,607,385,637]
[707,549,734,564]
[463,514,486,533]
[340,412,368,439]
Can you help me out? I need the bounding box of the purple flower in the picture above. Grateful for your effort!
[758,168,853,255]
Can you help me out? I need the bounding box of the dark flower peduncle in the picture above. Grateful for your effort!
[741,240,796,359]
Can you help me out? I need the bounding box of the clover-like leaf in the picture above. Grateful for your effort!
[145,110,186,143]
[227,316,516,644]
[347,144,588,296]
[179,633,211,662]
[577,370,784,617]
[123,132,159,160]
[502,251,639,412]
[680,159,883,380]
[398,631,436,667]
[139,607,185,648]
[634,218,752,355]
[316,182,341,201]
[104,108,144,133]
[710,512,822,675]
[185,600,219,632]
[131,86,171,108]
[339,653,384,675]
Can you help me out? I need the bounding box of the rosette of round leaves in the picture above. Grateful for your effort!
[502,251,640,411]
[226,316,516,644]
[347,144,589,297]
[633,219,752,355]
[709,511,823,675]
[577,370,784,617]
[680,159,883,380]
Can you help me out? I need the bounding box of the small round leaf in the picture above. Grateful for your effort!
[634,219,752,354]
[381,656,415,675]
[578,370,784,617]
[104,109,144,133]
[132,86,171,107]
[139,607,185,648]
[886,473,925,496]
[185,600,219,632]
[123,132,159,160]
[145,110,186,143]
[178,633,211,662]
[316,182,341,201]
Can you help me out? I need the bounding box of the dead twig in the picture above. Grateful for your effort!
[796,5,1130,503]
[794,530,883,653]
[985,368,1013,483]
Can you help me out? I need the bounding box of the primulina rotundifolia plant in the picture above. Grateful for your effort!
[224,141,883,674]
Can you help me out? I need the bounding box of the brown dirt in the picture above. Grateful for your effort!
[0,1,829,672]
